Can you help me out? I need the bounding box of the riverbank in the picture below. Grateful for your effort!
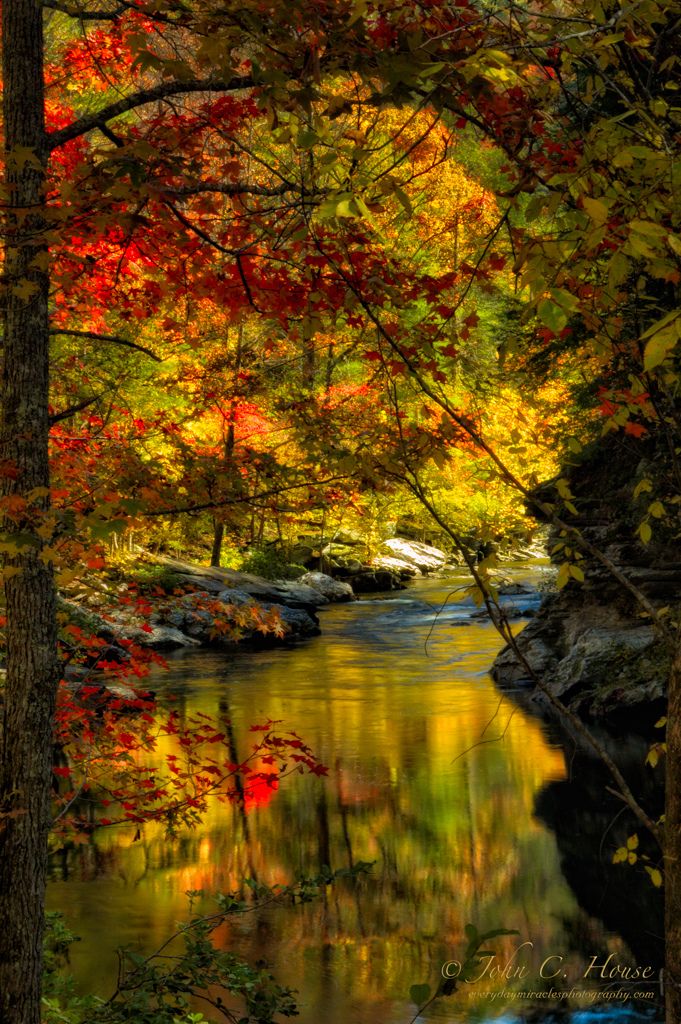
[58,538,461,673]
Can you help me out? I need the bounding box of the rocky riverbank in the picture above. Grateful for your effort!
[61,538,455,664]
[491,439,675,727]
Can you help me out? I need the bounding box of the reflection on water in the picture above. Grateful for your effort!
[47,570,660,1023]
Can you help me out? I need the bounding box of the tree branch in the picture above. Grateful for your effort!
[41,0,127,19]
[163,182,294,198]
[404,472,663,846]
[49,394,104,425]
[313,235,673,640]
[48,75,254,151]
[144,475,352,517]
[49,328,163,362]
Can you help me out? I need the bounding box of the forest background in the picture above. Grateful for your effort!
[1,1,680,1023]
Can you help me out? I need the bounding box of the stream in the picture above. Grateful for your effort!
[47,567,663,1023]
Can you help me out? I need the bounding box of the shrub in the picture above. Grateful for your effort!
[239,547,306,580]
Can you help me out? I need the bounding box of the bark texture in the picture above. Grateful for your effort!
[666,637,681,1024]
[0,4,59,1023]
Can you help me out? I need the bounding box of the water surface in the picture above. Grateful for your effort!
[48,569,658,1022]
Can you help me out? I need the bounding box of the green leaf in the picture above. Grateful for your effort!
[629,219,667,239]
[641,309,681,340]
[394,186,414,217]
[347,0,368,25]
[642,312,681,371]
[409,983,431,1006]
[538,299,567,333]
[297,130,318,149]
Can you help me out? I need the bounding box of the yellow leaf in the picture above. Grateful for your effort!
[646,747,659,767]
[639,521,652,544]
[583,197,609,225]
[633,478,653,498]
[556,563,571,590]
[645,866,663,888]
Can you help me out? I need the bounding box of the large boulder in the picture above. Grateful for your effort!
[158,590,320,643]
[493,438,681,722]
[152,556,329,608]
[298,571,355,602]
[492,590,668,719]
[371,554,419,577]
[377,538,447,574]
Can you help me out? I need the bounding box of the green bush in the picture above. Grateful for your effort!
[110,562,183,594]
[239,547,306,580]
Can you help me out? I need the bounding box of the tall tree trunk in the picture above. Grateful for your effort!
[210,326,243,567]
[210,520,225,567]
[0,5,59,1024]
[666,635,681,1024]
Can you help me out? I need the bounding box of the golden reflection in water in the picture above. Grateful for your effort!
[47,581,626,1024]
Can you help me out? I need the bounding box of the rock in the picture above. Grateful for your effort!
[492,591,668,717]
[289,543,315,565]
[298,571,355,602]
[152,556,329,608]
[142,625,201,649]
[351,569,405,593]
[104,617,201,649]
[496,581,535,595]
[174,572,227,594]
[267,603,320,638]
[379,538,447,573]
[273,580,330,606]
[490,438,681,721]
[59,556,329,668]
[373,554,419,577]
[216,588,259,607]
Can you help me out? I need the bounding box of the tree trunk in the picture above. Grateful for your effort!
[210,520,225,567]
[0,5,59,1024]
[666,635,681,1024]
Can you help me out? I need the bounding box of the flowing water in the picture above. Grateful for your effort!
[47,568,662,1023]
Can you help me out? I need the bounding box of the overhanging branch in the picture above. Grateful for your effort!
[163,182,294,198]
[48,75,254,151]
[49,393,105,425]
[49,328,163,362]
[42,0,127,19]
[144,475,352,517]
